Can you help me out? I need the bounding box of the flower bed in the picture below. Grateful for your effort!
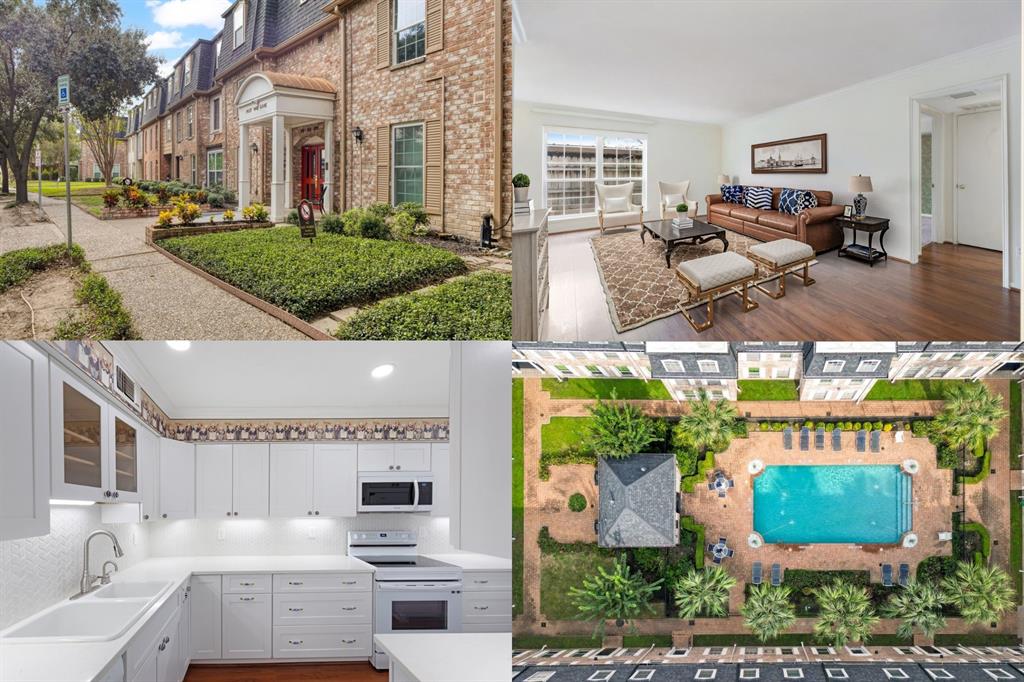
[102,203,212,221]
[146,220,274,242]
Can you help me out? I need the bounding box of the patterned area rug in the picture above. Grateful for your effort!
[590,227,816,332]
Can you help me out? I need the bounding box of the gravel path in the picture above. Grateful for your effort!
[22,193,306,340]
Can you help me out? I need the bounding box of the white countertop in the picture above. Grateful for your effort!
[426,552,512,570]
[374,633,510,682]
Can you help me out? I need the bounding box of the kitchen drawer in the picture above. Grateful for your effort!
[463,621,513,633]
[273,572,371,593]
[223,574,271,593]
[272,625,371,659]
[463,590,513,625]
[462,571,512,592]
[273,592,372,626]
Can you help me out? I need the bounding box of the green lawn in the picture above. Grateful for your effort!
[512,379,524,617]
[540,546,615,621]
[1011,382,1021,469]
[158,227,468,321]
[541,377,671,400]
[19,180,109,197]
[934,634,1021,646]
[693,634,914,646]
[864,379,951,401]
[539,416,595,478]
[737,380,799,401]
[513,635,603,650]
[1012,490,1022,603]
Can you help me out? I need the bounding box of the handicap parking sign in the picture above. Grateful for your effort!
[57,75,70,107]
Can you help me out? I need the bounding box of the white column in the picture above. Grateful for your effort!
[284,126,292,211]
[270,114,287,222]
[323,119,333,213]
[237,123,250,210]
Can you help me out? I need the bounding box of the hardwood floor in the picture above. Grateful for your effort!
[542,228,1020,341]
[184,663,388,681]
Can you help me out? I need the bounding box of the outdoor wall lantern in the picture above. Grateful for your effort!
[250,142,259,155]
[352,127,364,144]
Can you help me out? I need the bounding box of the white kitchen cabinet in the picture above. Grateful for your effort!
[357,443,430,473]
[269,444,356,518]
[177,586,192,679]
[190,575,223,660]
[222,592,273,659]
[461,570,513,633]
[233,444,270,517]
[139,429,160,521]
[430,443,449,517]
[154,609,181,682]
[50,364,109,501]
[0,342,49,540]
[159,438,195,520]
[313,444,357,517]
[108,405,142,503]
[195,444,232,518]
[197,444,269,518]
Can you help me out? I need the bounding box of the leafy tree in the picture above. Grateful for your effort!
[940,561,1016,625]
[741,583,796,642]
[881,580,947,639]
[813,581,879,646]
[568,554,662,636]
[586,391,660,459]
[675,389,739,456]
[673,566,737,619]
[933,382,1007,454]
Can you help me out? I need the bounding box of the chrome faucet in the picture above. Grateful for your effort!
[100,560,119,584]
[75,530,124,598]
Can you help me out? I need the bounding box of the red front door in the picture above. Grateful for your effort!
[301,144,324,203]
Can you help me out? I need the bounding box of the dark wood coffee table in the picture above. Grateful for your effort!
[640,217,728,268]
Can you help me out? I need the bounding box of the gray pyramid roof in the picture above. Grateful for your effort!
[598,453,677,548]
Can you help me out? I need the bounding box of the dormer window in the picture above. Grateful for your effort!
[394,0,425,64]
[233,1,245,46]
[184,54,193,85]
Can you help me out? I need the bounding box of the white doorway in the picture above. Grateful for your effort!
[919,110,937,246]
[955,108,1002,251]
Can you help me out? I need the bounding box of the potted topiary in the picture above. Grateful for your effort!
[512,173,530,203]
[676,201,689,216]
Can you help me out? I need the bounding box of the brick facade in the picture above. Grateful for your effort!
[78,137,127,182]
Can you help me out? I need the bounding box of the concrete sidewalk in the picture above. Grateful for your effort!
[13,193,304,339]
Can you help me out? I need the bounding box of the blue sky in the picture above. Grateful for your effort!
[118,0,232,77]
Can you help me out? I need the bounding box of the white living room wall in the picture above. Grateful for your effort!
[513,100,722,233]
[720,37,1021,288]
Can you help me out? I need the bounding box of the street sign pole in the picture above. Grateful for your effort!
[58,75,72,249]
[35,145,41,205]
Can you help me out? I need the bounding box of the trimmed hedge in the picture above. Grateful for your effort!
[1011,382,1022,469]
[334,272,510,340]
[158,227,468,321]
[681,516,705,568]
[680,450,715,493]
[959,448,992,485]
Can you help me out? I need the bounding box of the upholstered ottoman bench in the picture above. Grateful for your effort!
[675,251,759,332]
[747,238,815,299]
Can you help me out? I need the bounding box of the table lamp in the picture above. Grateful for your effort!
[717,174,730,187]
[849,175,872,218]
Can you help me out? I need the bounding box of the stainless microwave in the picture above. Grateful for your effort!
[357,474,433,512]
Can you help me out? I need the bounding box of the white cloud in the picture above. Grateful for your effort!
[156,60,175,78]
[149,0,231,31]
[146,30,189,51]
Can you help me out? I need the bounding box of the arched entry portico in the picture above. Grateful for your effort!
[235,71,336,222]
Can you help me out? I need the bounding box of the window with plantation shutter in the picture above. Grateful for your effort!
[425,0,443,54]
[423,118,442,215]
[375,0,390,69]
[376,126,391,203]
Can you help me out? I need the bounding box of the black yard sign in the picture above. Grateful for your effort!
[298,200,317,241]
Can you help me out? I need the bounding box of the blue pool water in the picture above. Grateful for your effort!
[753,465,912,544]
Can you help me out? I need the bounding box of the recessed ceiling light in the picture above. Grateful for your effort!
[371,363,394,379]
[166,340,191,351]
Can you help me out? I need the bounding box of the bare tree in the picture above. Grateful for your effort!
[79,115,123,186]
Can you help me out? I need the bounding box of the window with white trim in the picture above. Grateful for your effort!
[925,670,954,680]
[186,105,193,138]
[233,1,245,46]
[748,367,761,378]
[782,671,805,680]
[206,149,223,187]
[392,122,424,206]
[190,154,196,186]
[695,670,717,680]
[984,670,1015,680]
[184,53,193,85]
[857,359,880,372]
[210,97,222,132]
[630,671,655,681]
[697,360,719,373]
[616,366,633,377]
[740,670,760,680]
[883,670,910,680]
[661,359,683,373]
[543,129,646,218]
[825,669,848,679]
[587,672,614,682]
[394,0,426,64]
[823,360,845,373]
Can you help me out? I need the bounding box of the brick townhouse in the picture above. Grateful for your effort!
[127,0,511,243]
[78,127,128,182]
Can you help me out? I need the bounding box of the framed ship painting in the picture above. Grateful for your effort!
[751,133,827,173]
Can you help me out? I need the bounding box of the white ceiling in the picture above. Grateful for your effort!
[919,80,1003,113]
[512,0,1020,123]
[104,342,451,419]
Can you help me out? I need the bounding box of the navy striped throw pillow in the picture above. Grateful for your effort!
[744,186,772,210]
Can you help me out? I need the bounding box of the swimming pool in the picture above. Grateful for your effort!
[753,465,912,544]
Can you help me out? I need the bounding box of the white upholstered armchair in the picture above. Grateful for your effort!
[596,182,643,234]
[658,180,696,219]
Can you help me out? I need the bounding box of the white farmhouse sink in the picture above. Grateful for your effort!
[93,580,171,600]
[1,599,149,643]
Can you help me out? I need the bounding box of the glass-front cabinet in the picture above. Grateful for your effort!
[50,365,143,502]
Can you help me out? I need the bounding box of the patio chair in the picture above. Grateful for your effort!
[727,479,735,488]
[771,563,781,587]
[882,564,893,587]
[719,537,727,545]
[832,428,842,451]
[815,427,825,450]
[799,427,809,451]
[707,482,716,491]
[712,555,722,565]
[870,430,881,453]
[783,427,793,450]
[856,430,867,452]
[726,548,734,557]
[752,562,763,586]
[707,543,716,553]
[899,564,910,586]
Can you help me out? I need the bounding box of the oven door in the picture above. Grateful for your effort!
[358,475,433,512]
[374,580,463,634]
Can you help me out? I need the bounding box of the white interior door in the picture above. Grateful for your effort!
[955,109,1002,251]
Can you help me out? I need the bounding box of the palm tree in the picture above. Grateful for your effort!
[881,580,947,639]
[741,583,796,642]
[933,382,1007,454]
[587,390,660,459]
[568,554,662,636]
[813,581,879,646]
[673,566,737,619]
[940,561,1016,625]
[675,389,739,456]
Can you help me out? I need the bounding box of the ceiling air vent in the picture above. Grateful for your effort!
[115,365,140,409]
[960,101,1000,111]
[948,90,977,99]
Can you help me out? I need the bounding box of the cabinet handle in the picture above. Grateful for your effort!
[341,639,356,644]
[240,582,255,586]
[113,492,119,499]
[341,607,357,611]
[474,580,489,584]
[104,490,112,498]
[158,643,166,651]
[233,511,238,516]
[163,636,170,644]
[474,606,489,610]
[288,581,304,586]
[240,596,255,601]
[395,465,401,470]
[143,514,149,520]
[162,513,167,518]
[341,580,356,585]
[226,512,231,516]
[307,511,312,515]
[288,607,304,612]
[288,640,303,646]
[314,511,320,515]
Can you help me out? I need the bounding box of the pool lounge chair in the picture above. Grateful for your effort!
[882,564,893,587]
[832,428,842,451]
[771,563,781,586]
[752,562,763,586]
[783,427,793,450]
[726,548,734,557]
[870,430,881,453]
[718,537,727,545]
[815,427,825,450]
[712,555,722,564]
[856,430,867,452]
[800,427,809,451]
[707,482,716,491]
[899,563,910,586]
[707,543,716,553]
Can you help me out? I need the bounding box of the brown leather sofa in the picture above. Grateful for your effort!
[704,187,844,253]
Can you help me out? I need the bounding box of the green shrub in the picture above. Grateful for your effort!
[0,244,85,293]
[208,192,225,208]
[55,273,137,340]
[222,188,237,204]
[286,209,300,226]
[102,189,120,208]
[367,202,394,220]
[396,202,430,228]
[568,493,587,512]
[512,173,530,187]
[242,203,269,223]
[391,211,416,241]
[319,212,345,234]
[335,272,510,340]
[342,207,390,239]
[917,555,958,584]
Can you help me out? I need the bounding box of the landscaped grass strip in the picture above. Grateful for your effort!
[513,635,601,650]
[335,272,510,340]
[1011,491,1022,603]
[541,377,671,400]
[1011,382,1021,470]
[864,379,950,401]
[737,379,799,401]
[539,417,595,479]
[693,634,913,646]
[512,379,524,617]
[934,634,1022,646]
[0,243,84,293]
[55,273,138,340]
